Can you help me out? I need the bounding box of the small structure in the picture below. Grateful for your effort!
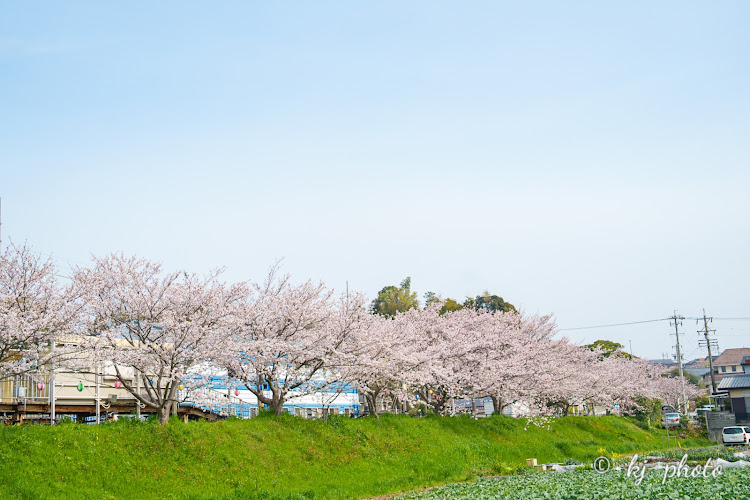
[716,356,750,422]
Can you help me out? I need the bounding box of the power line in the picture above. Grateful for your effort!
[685,317,750,321]
[559,315,750,332]
[558,318,669,331]
[683,345,702,356]
[36,251,88,268]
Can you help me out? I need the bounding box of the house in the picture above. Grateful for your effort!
[716,356,750,422]
[647,358,677,369]
[711,348,750,383]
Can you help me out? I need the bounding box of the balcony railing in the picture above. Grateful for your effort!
[0,373,51,404]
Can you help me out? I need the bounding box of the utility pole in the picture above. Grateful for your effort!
[669,311,688,414]
[697,309,719,397]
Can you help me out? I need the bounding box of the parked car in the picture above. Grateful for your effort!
[661,412,681,428]
[722,426,750,445]
[697,405,716,414]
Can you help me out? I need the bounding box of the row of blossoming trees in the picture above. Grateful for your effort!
[1,243,702,424]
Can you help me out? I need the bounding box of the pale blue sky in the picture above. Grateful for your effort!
[1,1,748,359]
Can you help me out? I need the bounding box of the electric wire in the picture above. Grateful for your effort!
[558,318,670,331]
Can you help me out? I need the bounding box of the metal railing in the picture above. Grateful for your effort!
[0,373,51,404]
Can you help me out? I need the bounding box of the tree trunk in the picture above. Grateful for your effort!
[262,384,286,417]
[272,400,285,416]
[366,393,379,418]
[157,401,172,425]
[490,395,499,416]
[390,394,400,414]
[431,395,446,415]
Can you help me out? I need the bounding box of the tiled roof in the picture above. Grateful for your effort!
[717,374,750,390]
[713,348,750,366]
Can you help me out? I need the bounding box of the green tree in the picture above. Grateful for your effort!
[463,292,516,314]
[423,292,464,315]
[371,277,419,317]
[633,396,662,428]
[439,298,464,315]
[585,340,632,359]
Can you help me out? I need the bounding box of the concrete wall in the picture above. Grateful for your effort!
[706,411,737,442]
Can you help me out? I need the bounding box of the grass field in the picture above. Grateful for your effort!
[0,414,712,499]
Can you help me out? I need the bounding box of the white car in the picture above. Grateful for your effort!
[661,412,681,428]
[722,426,750,445]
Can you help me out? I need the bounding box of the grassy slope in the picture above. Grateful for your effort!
[0,414,711,500]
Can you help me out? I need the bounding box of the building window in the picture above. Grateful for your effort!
[732,366,737,372]
[721,366,726,372]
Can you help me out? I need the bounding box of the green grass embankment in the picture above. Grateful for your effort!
[0,414,711,499]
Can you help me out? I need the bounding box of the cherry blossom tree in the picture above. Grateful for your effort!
[541,346,636,415]
[0,242,76,381]
[344,303,703,421]
[459,311,559,416]
[73,254,245,424]
[346,305,563,418]
[344,307,444,416]
[643,366,704,411]
[2,238,709,427]
[339,311,395,416]
[221,268,367,417]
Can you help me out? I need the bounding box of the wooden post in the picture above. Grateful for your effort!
[95,364,101,425]
[135,369,141,419]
